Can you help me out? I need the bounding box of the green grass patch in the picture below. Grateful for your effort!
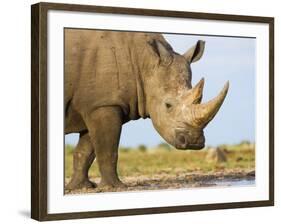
[65,143,255,179]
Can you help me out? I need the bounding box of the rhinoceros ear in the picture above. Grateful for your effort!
[153,40,173,65]
[183,40,205,63]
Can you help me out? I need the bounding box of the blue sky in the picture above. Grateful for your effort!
[65,33,256,148]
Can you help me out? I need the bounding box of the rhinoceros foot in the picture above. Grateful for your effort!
[65,178,97,191]
[98,179,127,189]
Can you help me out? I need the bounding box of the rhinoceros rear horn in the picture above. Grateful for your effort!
[190,81,229,128]
[189,78,204,104]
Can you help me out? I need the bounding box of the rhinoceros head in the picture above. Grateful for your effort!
[145,39,229,150]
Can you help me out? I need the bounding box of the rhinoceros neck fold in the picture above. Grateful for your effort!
[134,33,172,119]
[132,33,172,119]
[135,68,148,119]
[129,38,149,119]
[129,34,159,119]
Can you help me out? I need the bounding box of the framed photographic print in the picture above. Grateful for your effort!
[31,2,274,221]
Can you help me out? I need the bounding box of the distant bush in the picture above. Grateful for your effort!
[158,142,171,151]
[138,144,147,152]
[119,147,131,152]
[239,140,251,146]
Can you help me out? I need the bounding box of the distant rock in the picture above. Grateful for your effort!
[206,147,227,163]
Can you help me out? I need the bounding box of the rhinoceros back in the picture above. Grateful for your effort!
[64,29,168,133]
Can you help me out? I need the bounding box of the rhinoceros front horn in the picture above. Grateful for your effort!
[187,81,229,128]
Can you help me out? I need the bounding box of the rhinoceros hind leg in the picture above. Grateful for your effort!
[65,132,97,191]
[84,106,125,188]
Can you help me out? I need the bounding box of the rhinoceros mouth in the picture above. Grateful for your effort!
[175,142,205,150]
[174,128,205,150]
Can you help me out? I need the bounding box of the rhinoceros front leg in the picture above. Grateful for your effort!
[84,106,125,188]
[65,132,97,190]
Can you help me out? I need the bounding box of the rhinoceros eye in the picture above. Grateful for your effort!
[165,102,172,109]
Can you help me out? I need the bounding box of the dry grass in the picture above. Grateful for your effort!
[65,143,255,179]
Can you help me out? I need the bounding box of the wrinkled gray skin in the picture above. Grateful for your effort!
[65,29,229,190]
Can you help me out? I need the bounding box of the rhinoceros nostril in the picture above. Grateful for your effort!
[178,135,186,145]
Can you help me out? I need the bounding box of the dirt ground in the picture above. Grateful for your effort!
[65,169,255,194]
[65,143,255,195]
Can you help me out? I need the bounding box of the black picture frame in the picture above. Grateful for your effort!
[31,2,274,221]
